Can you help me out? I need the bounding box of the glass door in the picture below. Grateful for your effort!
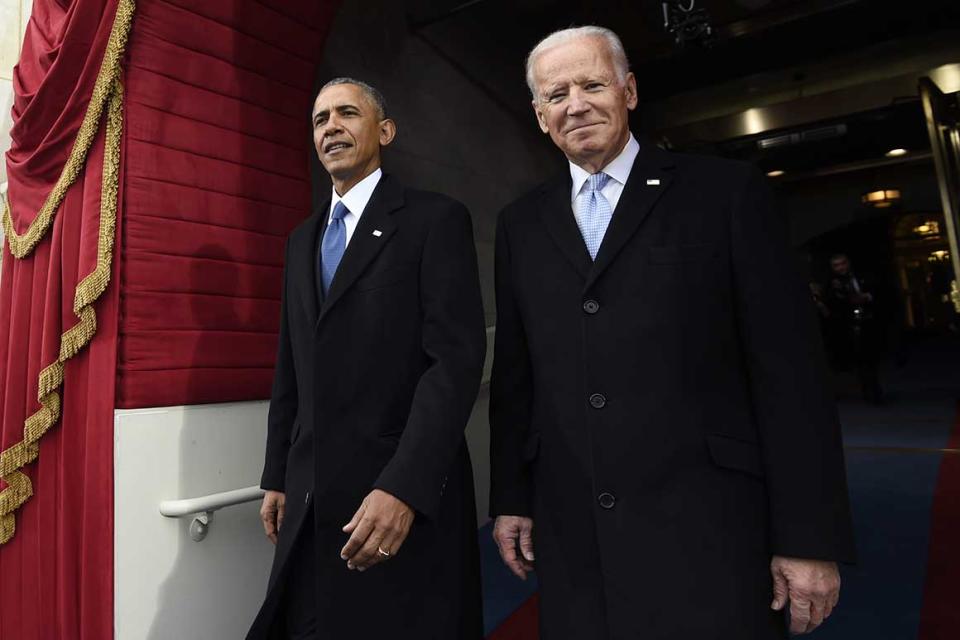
[920,77,960,313]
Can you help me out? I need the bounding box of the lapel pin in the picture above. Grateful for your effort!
[372,230,383,237]
[647,179,661,186]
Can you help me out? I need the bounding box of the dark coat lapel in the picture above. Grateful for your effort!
[585,144,676,290]
[317,174,402,326]
[291,205,325,327]
[537,174,592,281]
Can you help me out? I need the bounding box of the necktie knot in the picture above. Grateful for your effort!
[586,172,610,193]
[331,201,349,221]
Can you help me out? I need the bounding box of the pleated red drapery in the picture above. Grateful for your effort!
[1,1,131,638]
[1,0,340,637]
[118,0,339,408]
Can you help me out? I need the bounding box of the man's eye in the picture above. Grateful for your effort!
[548,93,565,102]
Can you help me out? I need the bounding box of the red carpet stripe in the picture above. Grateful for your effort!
[488,594,540,640]
[918,400,960,639]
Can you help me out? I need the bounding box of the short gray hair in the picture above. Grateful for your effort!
[316,77,388,120]
[525,26,630,99]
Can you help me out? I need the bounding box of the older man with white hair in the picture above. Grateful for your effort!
[489,26,855,639]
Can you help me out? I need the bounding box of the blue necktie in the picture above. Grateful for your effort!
[576,172,612,260]
[320,201,348,295]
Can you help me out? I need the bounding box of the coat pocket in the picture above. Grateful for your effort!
[354,262,418,292]
[705,433,764,478]
[648,243,717,264]
[378,426,404,442]
[289,420,302,445]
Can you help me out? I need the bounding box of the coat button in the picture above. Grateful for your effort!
[304,491,311,504]
[598,492,616,509]
[589,393,607,409]
[583,300,600,314]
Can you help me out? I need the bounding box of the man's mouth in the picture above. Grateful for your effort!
[565,122,601,135]
[324,141,352,154]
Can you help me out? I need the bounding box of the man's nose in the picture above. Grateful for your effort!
[321,118,343,137]
[566,89,590,115]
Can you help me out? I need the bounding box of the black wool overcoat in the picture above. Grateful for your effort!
[489,144,856,640]
[247,174,486,640]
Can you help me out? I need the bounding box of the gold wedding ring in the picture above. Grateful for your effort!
[377,546,391,558]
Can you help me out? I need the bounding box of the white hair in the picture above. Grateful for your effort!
[525,26,630,99]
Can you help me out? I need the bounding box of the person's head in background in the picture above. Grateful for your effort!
[830,253,851,277]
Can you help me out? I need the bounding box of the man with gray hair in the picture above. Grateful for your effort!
[490,26,854,639]
[247,77,485,639]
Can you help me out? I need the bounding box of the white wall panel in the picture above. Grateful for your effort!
[114,402,274,640]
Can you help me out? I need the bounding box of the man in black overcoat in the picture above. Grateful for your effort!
[247,78,485,640]
[490,27,855,640]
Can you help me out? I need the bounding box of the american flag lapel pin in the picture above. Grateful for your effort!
[647,179,661,186]
[372,230,383,237]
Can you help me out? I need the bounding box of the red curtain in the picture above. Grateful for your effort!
[0,1,130,638]
[1,0,339,637]
[117,0,340,408]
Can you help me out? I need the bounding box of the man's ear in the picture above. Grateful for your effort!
[379,119,397,146]
[624,72,639,111]
[533,101,550,134]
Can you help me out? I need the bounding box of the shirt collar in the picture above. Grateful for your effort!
[330,167,383,219]
[569,133,640,197]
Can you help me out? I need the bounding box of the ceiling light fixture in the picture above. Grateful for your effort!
[929,250,950,261]
[862,189,901,208]
[914,221,940,236]
[766,170,785,178]
[885,148,908,157]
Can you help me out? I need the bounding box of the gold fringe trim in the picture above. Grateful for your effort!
[1,0,135,260]
[0,76,125,544]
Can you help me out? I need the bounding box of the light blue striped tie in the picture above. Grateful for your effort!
[576,172,612,260]
[320,201,348,295]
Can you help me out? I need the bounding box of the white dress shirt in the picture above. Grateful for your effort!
[569,133,641,213]
[328,168,383,247]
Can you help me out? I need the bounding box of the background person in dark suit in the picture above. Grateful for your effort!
[489,27,855,639]
[246,78,486,640]
[826,253,884,403]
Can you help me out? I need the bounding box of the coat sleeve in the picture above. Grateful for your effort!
[373,202,486,521]
[260,236,298,492]
[487,210,535,518]
[730,166,856,563]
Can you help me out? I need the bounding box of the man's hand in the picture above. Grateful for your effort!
[341,489,414,571]
[771,555,841,635]
[260,490,286,545]
[493,515,535,580]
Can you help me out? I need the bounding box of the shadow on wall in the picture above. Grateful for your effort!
[313,0,562,327]
[145,243,274,640]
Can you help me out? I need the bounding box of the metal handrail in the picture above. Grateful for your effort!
[160,485,265,542]
[160,486,264,518]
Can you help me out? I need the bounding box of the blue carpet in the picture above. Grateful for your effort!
[815,449,943,639]
[791,339,959,639]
